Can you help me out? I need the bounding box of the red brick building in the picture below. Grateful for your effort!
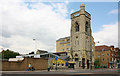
[95,45,120,68]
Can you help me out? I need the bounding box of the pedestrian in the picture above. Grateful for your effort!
[31,67,35,71]
[113,65,114,69]
[48,66,51,71]
[28,63,31,71]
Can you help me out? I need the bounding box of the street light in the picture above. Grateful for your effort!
[1,48,4,60]
[33,39,37,53]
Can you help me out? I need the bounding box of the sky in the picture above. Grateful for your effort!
[0,0,119,54]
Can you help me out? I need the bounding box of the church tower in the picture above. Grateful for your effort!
[70,4,93,69]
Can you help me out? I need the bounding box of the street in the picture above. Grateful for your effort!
[1,68,120,76]
[1,74,120,76]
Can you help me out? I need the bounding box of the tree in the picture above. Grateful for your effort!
[0,49,20,59]
[94,58,100,67]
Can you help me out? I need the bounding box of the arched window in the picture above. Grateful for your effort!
[75,21,79,32]
[85,21,88,32]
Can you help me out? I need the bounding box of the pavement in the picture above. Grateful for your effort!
[0,68,120,76]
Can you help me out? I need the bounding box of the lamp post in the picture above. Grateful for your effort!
[33,39,37,53]
[1,48,4,60]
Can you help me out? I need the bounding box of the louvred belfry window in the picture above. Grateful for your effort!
[85,21,88,32]
[75,21,79,32]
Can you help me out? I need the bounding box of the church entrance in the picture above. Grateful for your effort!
[79,61,81,67]
[82,58,85,69]
[68,63,75,69]
[87,60,89,69]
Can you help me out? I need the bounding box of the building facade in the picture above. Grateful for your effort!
[56,36,70,53]
[95,45,120,68]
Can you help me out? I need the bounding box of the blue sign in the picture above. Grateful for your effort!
[66,62,68,66]
[55,56,57,60]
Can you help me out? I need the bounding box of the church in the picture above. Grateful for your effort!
[56,4,95,69]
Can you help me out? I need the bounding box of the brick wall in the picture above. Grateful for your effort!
[1,58,48,71]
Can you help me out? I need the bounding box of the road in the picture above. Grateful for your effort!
[1,68,120,76]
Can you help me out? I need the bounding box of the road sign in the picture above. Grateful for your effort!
[66,62,68,66]
[55,56,57,60]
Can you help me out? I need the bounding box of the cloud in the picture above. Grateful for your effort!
[50,3,69,17]
[93,22,118,47]
[0,1,71,54]
[65,0,69,5]
[108,9,118,14]
[70,9,75,14]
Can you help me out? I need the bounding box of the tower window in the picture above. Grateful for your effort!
[85,21,88,32]
[75,53,78,56]
[76,36,78,38]
[75,21,79,32]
